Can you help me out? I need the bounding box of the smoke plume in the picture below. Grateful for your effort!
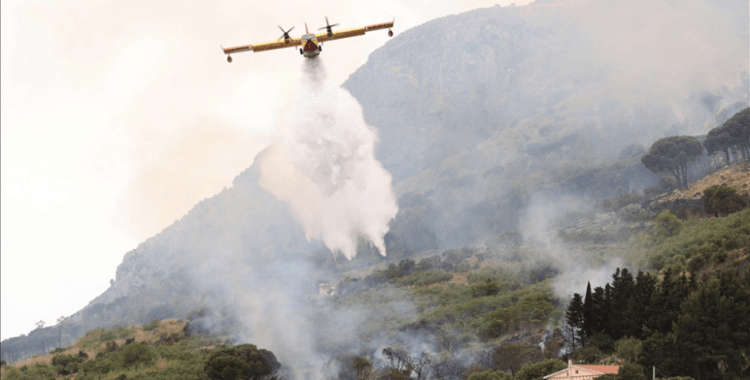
[258,58,398,259]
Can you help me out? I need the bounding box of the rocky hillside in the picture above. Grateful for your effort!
[344,0,749,247]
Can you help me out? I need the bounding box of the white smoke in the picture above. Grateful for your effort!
[258,58,398,259]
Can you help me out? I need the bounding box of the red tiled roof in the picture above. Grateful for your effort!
[576,365,619,374]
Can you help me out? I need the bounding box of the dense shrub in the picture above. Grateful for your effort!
[687,255,707,273]
[479,289,556,339]
[702,184,747,217]
[470,280,501,298]
[645,209,750,270]
[204,344,279,380]
[393,269,453,287]
[3,364,56,380]
[3,364,55,380]
[466,369,512,380]
[80,353,117,375]
[118,342,156,369]
[52,353,86,374]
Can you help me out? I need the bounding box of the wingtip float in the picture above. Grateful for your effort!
[222,17,395,62]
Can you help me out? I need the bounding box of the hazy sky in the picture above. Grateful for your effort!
[1,0,536,341]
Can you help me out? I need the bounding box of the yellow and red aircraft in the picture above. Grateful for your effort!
[222,17,394,62]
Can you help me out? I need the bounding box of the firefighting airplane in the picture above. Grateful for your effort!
[222,17,394,62]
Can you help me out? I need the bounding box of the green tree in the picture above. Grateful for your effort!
[618,362,647,380]
[722,107,750,159]
[641,136,703,189]
[615,337,642,363]
[608,268,635,340]
[588,332,614,353]
[645,270,693,334]
[582,282,594,339]
[491,343,538,376]
[565,293,585,352]
[675,270,750,380]
[513,359,567,380]
[588,286,608,340]
[638,331,684,380]
[702,185,747,217]
[623,271,656,339]
[654,211,683,238]
[703,127,734,164]
[205,344,279,380]
[597,375,618,380]
[572,346,602,363]
[466,369,512,380]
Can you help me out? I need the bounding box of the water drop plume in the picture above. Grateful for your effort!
[258,58,398,259]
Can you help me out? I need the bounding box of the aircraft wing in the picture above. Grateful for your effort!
[315,21,394,43]
[223,37,303,55]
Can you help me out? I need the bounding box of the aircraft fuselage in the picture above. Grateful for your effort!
[301,34,321,58]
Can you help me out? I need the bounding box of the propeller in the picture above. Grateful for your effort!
[318,16,339,36]
[278,25,294,41]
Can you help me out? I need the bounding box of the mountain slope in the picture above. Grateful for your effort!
[343,0,748,247]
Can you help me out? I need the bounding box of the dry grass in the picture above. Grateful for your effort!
[656,163,750,204]
[426,283,449,290]
[450,272,469,286]
[7,353,53,369]
[132,319,185,344]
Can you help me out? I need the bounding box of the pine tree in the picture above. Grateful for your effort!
[624,271,656,339]
[583,282,594,340]
[675,270,750,380]
[601,283,613,336]
[609,268,635,340]
[591,286,607,335]
[646,270,693,334]
[565,293,585,353]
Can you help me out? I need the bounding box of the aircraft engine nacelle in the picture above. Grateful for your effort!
[227,55,233,63]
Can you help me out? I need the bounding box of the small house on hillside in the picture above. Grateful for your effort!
[544,360,619,380]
